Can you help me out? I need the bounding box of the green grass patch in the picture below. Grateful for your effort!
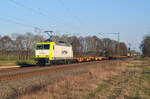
[129,64,150,98]
[0,60,16,63]
[0,59,36,66]
[88,83,108,98]
[134,57,145,61]
[16,60,36,66]
[96,83,108,93]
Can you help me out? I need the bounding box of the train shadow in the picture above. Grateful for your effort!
[17,62,53,68]
[17,63,37,68]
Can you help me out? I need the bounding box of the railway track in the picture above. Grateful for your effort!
[0,60,121,82]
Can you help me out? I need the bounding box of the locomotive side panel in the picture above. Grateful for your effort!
[53,45,73,60]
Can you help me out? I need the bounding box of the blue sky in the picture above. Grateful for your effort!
[0,0,150,51]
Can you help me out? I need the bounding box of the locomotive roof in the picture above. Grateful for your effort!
[55,42,71,46]
[36,41,71,47]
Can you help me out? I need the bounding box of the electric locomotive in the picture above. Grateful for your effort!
[35,41,73,65]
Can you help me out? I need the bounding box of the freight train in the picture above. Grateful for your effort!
[35,41,127,65]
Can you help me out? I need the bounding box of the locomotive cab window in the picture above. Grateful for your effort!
[36,45,43,50]
[36,44,50,50]
[43,44,49,49]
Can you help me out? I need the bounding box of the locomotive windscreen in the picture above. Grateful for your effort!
[36,44,49,50]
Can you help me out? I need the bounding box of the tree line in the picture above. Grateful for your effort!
[140,34,150,57]
[0,32,128,60]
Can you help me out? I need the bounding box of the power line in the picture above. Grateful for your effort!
[8,0,79,31]
[36,3,83,31]
[8,0,85,35]
[0,15,47,35]
[8,0,55,28]
[0,16,35,28]
[8,0,46,16]
[36,7,79,31]
[8,0,58,33]
[56,0,83,25]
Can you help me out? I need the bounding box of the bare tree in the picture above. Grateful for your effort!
[12,32,45,60]
[12,33,26,60]
[0,35,14,60]
[140,34,150,57]
[102,38,114,56]
[119,42,127,56]
[79,36,104,56]
[69,36,83,57]
[102,38,127,57]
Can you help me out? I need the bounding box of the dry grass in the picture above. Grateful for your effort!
[18,61,127,99]
[0,61,17,66]
[17,58,150,99]
[94,59,150,99]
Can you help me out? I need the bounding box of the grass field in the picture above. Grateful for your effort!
[0,56,35,66]
[90,59,150,99]
[1,58,150,99]
[0,60,17,66]
[0,60,35,66]
[17,58,150,99]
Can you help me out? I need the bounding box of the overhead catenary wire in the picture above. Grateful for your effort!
[8,0,46,16]
[10,0,71,25]
[0,16,48,37]
[56,0,83,25]
[36,7,80,31]
[0,13,47,34]
[56,0,86,34]
[8,0,79,31]
[7,0,85,36]
[1,0,51,32]
[3,0,57,35]
[8,0,59,31]
[0,16,35,28]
